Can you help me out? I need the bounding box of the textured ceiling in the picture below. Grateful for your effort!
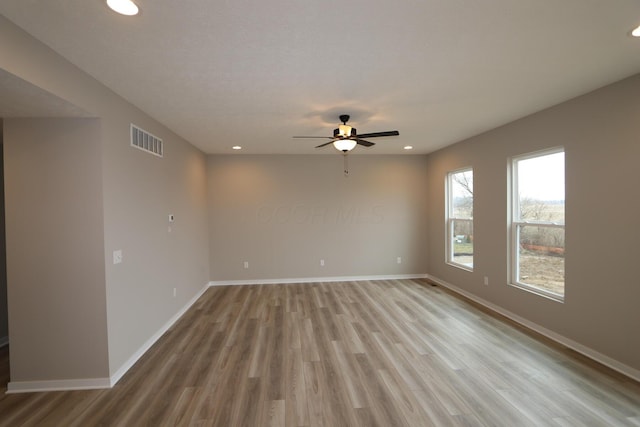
[1,0,640,154]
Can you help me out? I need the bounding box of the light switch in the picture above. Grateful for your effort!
[113,249,123,265]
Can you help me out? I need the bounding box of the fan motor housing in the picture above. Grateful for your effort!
[333,127,357,138]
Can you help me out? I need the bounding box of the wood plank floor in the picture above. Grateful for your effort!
[1,279,639,426]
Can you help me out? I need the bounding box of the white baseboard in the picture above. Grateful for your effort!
[6,283,211,394]
[426,274,640,383]
[0,336,8,348]
[8,277,436,394]
[109,282,210,387]
[209,273,428,287]
[6,377,111,394]
[21,275,632,394]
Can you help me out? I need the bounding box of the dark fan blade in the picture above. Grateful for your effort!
[315,141,335,148]
[293,136,333,139]
[356,130,399,139]
[356,139,375,147]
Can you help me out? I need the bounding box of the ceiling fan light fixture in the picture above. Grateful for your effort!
[333,138,357,152]
[293,113,398,155]
[106,0,139,16]
[337,124,352,138]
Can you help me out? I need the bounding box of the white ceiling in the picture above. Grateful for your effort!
[1,0,640,154]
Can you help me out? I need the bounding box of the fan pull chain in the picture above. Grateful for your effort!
[343,153,349,176]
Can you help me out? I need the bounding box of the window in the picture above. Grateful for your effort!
[447,168,473,270]
[511,148,565,300]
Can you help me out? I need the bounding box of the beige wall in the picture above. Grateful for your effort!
[102,119,209,374]
[208,155,429,281]
[426,74,640,373]
[4,118,109,381]
[1,15,210,382]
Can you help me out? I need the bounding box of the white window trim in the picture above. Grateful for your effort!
[446,167,473,272]
[510,147,565,302]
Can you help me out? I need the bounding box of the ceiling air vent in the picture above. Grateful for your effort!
[130,124,163,157]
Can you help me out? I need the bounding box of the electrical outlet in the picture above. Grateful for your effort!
[397,256,402,264]
[244,261,249,269]
[113,250,123,265]
[484,276,489,286]
[173,288,177,297]
[320,259,325,266]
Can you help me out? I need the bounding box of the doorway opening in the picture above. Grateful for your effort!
[0,119,9,391]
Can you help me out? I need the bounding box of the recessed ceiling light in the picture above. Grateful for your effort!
[106,0,139,16]
[632,24,640,37]
[232,146,242,150]
[403,145,413,150]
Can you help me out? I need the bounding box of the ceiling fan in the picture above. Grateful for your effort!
[293,114,400,153]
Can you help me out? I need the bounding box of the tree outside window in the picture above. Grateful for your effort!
[447,168,473,270]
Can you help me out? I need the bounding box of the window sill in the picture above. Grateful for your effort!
[509,282,564,303]
[447,262,474,273]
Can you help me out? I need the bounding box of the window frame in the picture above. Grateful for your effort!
[510,147,565,302]
[446,167,474,272]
